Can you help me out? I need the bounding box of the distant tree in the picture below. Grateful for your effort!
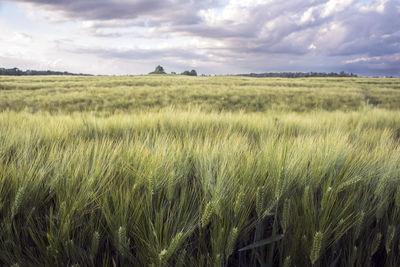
[181,69,197,76]
[171,72,176,75]
[150,65,166,74]
[181,70,190,75]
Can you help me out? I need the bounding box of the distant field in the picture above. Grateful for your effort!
[0,76,400,266]
[1,75,399,112]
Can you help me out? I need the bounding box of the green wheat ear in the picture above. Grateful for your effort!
[176,248,187,267]
[225,227,238,260]
[11,186,25,218]
[281,198,291,234]
[376,203,385,222]
[395,186,400,207]
[167,172,176,202]
[310,231,323,265]
[58,201,67,218]
[201,201,214,228]
[256,186,264,219]
[351,246,358,265]
[302,186,310,206]
[385,226,396,253]
[234,191,243,218]
[158,249,167,263]
[91,231,100,258]
[215,253,222,266]
[148,173,155,195]
[165,231,184,260]
[283,256,292,267]
[117,226,129,256]
[370,232,382,256]
[354,211,365,238]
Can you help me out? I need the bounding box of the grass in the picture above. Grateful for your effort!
[0,75,400,266]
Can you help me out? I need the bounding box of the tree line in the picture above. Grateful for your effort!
[1,66,359,78]
[0,67,92,76]
[237,71,358,78]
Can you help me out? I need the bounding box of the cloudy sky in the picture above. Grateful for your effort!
[0,0,399,76]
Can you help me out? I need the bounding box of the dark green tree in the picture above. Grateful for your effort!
[181,69,197,76]
[150,65,166,74]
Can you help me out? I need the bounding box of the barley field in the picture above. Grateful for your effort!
[1,75,399,113]
[1,75,400,266]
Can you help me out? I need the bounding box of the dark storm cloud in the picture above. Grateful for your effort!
[12,0,224,24]
[323,1,400,57]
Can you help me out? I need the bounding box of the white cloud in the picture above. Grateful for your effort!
[9,32,32,43]
[299,7,317,25]
[309,43,317,50]
[359,0,388,13]
[321,0,355,18]
[345,56,381,63]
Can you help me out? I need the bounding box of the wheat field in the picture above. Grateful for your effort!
[1,75,400,266]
